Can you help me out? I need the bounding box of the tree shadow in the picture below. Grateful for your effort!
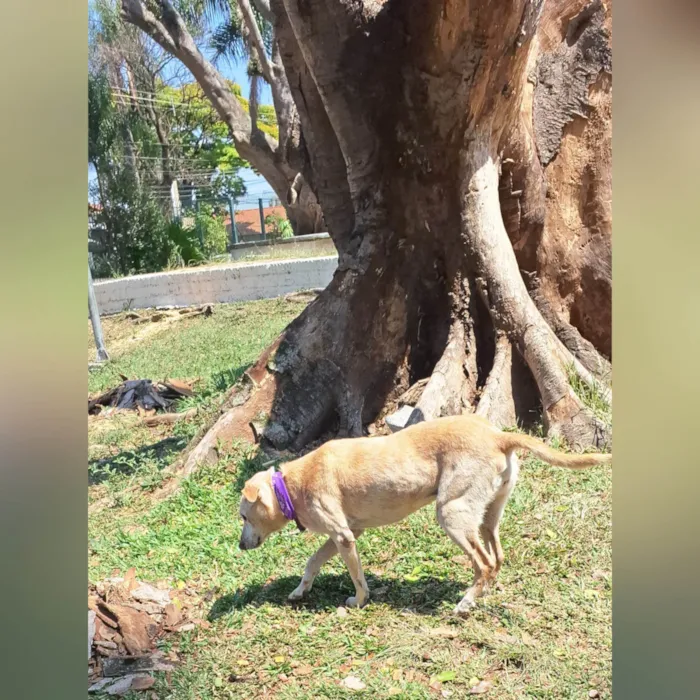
[208,572,467,621]
[88,436,188,485]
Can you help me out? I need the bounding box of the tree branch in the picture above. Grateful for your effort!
[238,0,277,84]
[120,0,289,199]
[272,0,355,253]
[250,0,272,24]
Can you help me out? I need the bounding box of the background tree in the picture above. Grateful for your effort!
[127,0,613,480]
[89,1,270,274]
[120,0,325,234]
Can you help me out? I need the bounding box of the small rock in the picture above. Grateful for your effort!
[131,583,171,607]
[88,611,96,660]
[385,405,418,433]
[469,680,493,694]
[88,678,113,693]
[104,675,136,696]
[94,640,118,650]
[588,691,599,699]
[336,606,348,618]
[341,675,367,691]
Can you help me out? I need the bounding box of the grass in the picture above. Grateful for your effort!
[88,301,611,700]
[567,364,612,429]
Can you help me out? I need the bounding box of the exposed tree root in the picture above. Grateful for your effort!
[461,135,611,450]
[408,318,472,425]
[475,334,517,428]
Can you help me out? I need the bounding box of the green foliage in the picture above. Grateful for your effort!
[194,204,229,257]
[164,219,206,268]
[264,213,293,240]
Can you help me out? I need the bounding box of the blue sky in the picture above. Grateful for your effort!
[89,6,275,210]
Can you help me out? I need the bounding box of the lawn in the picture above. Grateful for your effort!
[88,299,612,699]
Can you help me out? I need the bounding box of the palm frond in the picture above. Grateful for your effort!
[210,17,248,64]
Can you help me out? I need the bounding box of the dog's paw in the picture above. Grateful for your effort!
[453,600,476,617]
[345,595,368,609]
[288,586,307,602]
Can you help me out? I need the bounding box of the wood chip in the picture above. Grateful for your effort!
[103,603,156,655]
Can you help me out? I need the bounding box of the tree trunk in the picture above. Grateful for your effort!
[120,0,325,235]
[167,0,612,481]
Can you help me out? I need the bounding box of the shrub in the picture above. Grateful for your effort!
[264,213,294,240]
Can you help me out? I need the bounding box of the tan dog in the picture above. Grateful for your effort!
[238,414,611,615]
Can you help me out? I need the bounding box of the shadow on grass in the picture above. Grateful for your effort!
[208,572,466,620]
[88,436,188,485]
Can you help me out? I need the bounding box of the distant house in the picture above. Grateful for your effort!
[224,205,288,242]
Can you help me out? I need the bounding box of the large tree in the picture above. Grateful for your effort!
[129,0,613,476]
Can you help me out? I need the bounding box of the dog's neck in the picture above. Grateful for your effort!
[273,462,306,531]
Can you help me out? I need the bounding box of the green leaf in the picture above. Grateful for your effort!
[436,671,456,682]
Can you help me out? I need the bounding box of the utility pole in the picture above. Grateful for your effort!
[258,197,266,240]
[229,198,239,245]
[195,194,204,249]
[170,179,181,220]
[88,262,109,363]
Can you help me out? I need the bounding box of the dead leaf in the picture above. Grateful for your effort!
[163,379,194,396]
[452,555,472,567]
[429,626,459,639]
[163,603,182,628]
[388,688,402,696]
[294,664,314,676]
[469,680,493,694]
[131,675,155,690]
[104,604,156,655]
[521,631,537,646]
[341,676,366,691]
[94,603,120,629]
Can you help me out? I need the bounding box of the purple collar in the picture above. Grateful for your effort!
[271,468,305,532]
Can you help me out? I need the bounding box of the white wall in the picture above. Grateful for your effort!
[94,256,338,315]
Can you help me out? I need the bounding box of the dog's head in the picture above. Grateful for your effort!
[238,469,288,550]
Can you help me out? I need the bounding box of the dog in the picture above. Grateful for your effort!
[238,414,611,615]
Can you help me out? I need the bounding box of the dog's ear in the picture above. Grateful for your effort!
[242,482,260,503]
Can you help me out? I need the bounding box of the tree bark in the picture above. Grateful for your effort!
[120,0,324,235]
[161,0,612,482]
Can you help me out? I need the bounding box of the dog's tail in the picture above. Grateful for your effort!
[496,432,612,469]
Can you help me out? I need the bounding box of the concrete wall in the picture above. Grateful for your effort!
[229,232,337,261]
[94,256,338,315]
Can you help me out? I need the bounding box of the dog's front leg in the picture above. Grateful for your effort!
[333,530,370,608]
[288,537,337,601]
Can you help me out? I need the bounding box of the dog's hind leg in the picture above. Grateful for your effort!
[437,498,496,616]
[288,537,338,602]
[332,529,370,608]
[480,452,519,578]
